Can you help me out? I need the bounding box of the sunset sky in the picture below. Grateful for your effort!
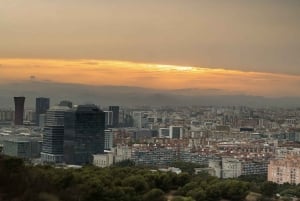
[1,0,300,97]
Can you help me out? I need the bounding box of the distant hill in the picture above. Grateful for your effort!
[1,81,300,108]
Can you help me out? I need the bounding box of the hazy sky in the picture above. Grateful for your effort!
[1,0,300,74]
[1,58,300,97]
[1,1,300,97]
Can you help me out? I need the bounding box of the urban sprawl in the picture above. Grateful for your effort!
[1,97,300,185]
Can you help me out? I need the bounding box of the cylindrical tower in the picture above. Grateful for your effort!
[14,96,25,125]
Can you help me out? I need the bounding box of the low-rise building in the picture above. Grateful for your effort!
[114,145,132,163]
[132,147,176,167]
[209,157,268,178]
[1,137,42,159]
[93,152,114,168]
[241,160,268,175]
[159,167,182,174]
[93,145,132,168]
[222,157,242,178]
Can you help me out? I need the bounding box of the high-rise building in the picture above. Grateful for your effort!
[118,109,125,125]
[14,97,25,125]
[39,114,46,128]
[109,106,119,128]
[59,100,73,108]
[132,111,144,129]
[41,106,69,164]
[104,111,113,128]
[104,129,113,150]
[64,104,105,165]
[36,97,50,125]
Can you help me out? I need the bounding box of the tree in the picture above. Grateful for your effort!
[187,187,206,201]
[176,173,191,186]
[171,196,185,201]
[222,180,249,201]
[177,182,198,195]
[114,159,135,167]
[205,183,222,201]
[171,196,195,201]
[142,188,166,201]
[171,161,206,175]
[123,175,149,193]
[261,181,278,197]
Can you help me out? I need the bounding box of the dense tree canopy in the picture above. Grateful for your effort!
[0,156,299,201]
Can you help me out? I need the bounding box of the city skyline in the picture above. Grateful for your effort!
[1,1,300,199]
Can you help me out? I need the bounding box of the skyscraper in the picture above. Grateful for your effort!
[14,96,25,125]
[41,106,69,164]
[104,111,113,128]
[64,104,105,165]
[104,129,113,150]
[36,97,50,125]
[109,106,119,128]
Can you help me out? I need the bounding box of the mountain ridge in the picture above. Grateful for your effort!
[1,81,300,108]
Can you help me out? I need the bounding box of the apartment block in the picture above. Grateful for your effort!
[268,156,300,184]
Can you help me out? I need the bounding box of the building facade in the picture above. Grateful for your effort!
[41,106,69,164]
[209,157,268,178]
[2,137,42,159]
[170,126,183,139]
[159,128,170,138]
[93,153,114,168]
[104,129,113,150]
[14,97,25,125]
[0,110,14,121]
[36,97,50,125]
[132,147,177,167]
[268,156,300,184]
[109,106,119,128]
[242,160,268,175]
[104,111,113,128]
[222,158,242,178]
[64,104,105,165]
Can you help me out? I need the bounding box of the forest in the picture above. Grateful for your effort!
[0,156,299,201]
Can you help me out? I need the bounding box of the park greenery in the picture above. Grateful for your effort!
[0,156,299,201]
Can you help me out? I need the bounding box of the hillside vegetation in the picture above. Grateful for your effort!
[0,156,299,201]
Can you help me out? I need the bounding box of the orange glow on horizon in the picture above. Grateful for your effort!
[0,58,300,97]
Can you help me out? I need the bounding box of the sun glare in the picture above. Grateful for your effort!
[152,64,197,72]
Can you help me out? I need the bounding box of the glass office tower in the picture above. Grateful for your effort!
[64,104,105,165]
[41,106,69,164]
